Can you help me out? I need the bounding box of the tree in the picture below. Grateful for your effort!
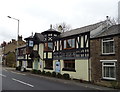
[6,52,16,67]
[53,22,71,33]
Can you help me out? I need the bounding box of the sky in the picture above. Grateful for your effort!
[0,0,119,44]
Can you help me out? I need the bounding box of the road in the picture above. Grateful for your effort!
[1,66,117,91]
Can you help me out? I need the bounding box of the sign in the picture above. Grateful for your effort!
[29,41,33,47]
[55,61,60,73]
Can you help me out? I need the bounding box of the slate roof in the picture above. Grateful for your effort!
[41,28,61,35]
[60,21,105,38]
[34,33,44,43]
[93,24,120,38]
[24,36,33,40]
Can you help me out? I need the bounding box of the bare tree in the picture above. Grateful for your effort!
[53,22,71,33]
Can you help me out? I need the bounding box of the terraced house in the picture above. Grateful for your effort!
[90,24,120,87]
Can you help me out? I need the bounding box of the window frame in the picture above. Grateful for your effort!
[44,42,53,51]
[64,38,75,49]
[63,59,75,71]
[102,38,115,55]
[101,60,116,80]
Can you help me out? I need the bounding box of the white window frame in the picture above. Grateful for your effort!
[102,38,115,55]
[100,60,116,80]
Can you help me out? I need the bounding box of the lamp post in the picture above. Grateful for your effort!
[7,16,19,65]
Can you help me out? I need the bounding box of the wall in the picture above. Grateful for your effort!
[90,36,119,83]
[60,59,89,81]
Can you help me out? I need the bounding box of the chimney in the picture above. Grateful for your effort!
[118,1,120,24]
[12,39,16,43]
[58,25,63,33]
[18,35,22,41]
[50,24,52,29]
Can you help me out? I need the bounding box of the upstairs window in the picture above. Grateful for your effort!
[64,39,75,49]
[102,38,115,54]
[44,42,53,51]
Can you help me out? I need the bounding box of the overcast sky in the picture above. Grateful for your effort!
[0,0,119,44]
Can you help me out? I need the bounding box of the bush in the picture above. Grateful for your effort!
[56,73,62,78]
[45,71,52,76]
[63,73,70,80]
[51,72,56,77]
[37,70,41,74]
[16,66,21,71]
[32,69,38,74]
[41,71,46,75]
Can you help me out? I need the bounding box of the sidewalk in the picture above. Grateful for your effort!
[3,66,119,91]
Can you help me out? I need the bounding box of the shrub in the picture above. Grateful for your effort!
[37,70,41,74]
[63,73,70,80]
[51,72,56,77]
[56,73,62,78]
[41,71,46,75]
[45,71,52,76]
[32,69,38,74]
[16,66,21,71]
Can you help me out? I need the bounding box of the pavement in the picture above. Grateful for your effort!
[2,66,119,91]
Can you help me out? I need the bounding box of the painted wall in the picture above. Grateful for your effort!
[60,59,89,81]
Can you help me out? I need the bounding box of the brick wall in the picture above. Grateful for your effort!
[90,36,119,83]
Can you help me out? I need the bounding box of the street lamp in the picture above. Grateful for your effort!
[7,16,19,64]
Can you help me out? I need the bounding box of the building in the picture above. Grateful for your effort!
[30,20,110,81]
[2,36,25,67]
[90,24,120,87]
[16,35,34,71]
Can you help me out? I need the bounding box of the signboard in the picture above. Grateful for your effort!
[55,61,60,73]
[29,41,33,47]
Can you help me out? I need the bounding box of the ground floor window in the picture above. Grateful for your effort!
[45,60,53,69]
[102,61,116,80]
[63,59,75,71]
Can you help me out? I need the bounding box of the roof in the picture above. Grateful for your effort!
[41,28,61,35]
[92,24,120,38]
[60,21,105,38]
[24,36,33,40]
[18,44,26,49]
[34,33,44,43]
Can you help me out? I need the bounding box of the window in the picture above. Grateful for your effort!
[102,38,115,54]
[102,61,116,80]
[64,39,75,49]
[45,60,53,69]
[44,42,53,51]
[63,60,75,71]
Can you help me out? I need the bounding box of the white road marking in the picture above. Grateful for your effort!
[0,74,6,77]
[12,78,34,88]
[3,69,7,71]
[11,71,26,75]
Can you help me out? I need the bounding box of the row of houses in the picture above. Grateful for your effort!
[8,18,120,87]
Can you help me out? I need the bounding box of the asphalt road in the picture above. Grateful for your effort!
[2,69,93,90]
[1,66,118,91]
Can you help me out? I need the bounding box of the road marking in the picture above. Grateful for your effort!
[11,71,26,75]
[3,69,7,71]
[0,74,6,77]
[12,78,34,88]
